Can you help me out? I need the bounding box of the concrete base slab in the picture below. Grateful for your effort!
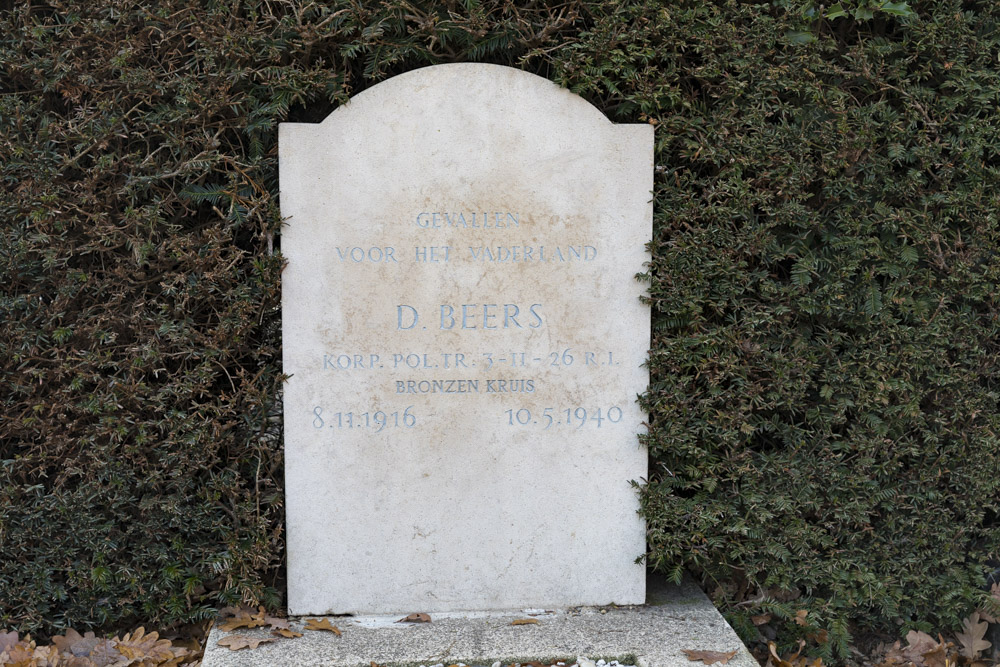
[201,576,756,667]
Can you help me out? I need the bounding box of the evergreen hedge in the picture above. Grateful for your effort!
[2,0,998,657]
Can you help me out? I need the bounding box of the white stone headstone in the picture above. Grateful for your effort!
[280,63,652,615]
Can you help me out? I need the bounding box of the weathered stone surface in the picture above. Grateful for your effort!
[201,577,758,667]
[280,63,653,615]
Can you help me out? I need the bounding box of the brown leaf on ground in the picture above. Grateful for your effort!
[881,644,907,664]
[0,631,20,653]
[265,616,291,631]
[219,608,269,632]
[898,630,941,665]
[919,642,948,667]
[768,641,793,667]
[89,638,126,666]
[11,642,60,666]
[510,619,539,626]
[52,628,102,657]
[882,640,908,664]
[39,643,63,663]
[751,613,772,626]
[116,626,180,663]
[768,640,822,667]
[1,627,191,667]
[156,649,194,667]
[272,628,304,639]
[1,638,39,666]
[217,606,244,618]
[793,610,809,626]
[304,618,342,635]
[168,635,204,655]
[371,661,386,667]
[396,613,431,624]
[955,611,992,659]
[217,635,276,651]
[881,632,954,667]
[682,648,739,664]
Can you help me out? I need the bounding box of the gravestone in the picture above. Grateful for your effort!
[280,63,653,616]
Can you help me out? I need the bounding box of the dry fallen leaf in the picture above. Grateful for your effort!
[775,639,802,664]
[33,644,63,665]
[170,634,204,654]
[0,631,19,654]
[266,616,291,631]
[219,608,269,632]
[955,611,991,660]
[218,635,276,651]
[116,626,179,663]
[751,613,772,626]
[511,619,539,626]
[90,638,127,665]
[768,640,822,667]
[3,626,191,667]
[396,613,432,624]
[919,642,948,667]
[682,648,739,665]
[885,630,941,666]
[793,610,809,626]
[0,637,35,666]
[272,628,304,639]
[304,618,342,635]
[2,638,38,666]
[51,628,102,657]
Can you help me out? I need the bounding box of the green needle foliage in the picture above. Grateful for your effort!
[2,0,999,657]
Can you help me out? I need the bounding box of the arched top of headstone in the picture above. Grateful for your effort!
[299,63,620,131]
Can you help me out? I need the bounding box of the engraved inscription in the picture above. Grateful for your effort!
[416,211,520,229]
